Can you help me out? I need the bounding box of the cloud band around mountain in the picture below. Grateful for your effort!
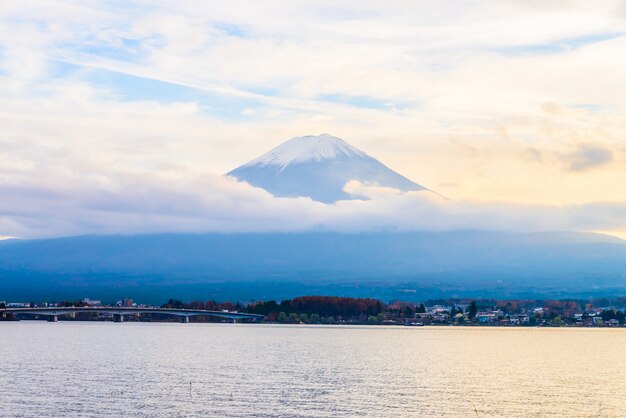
[2,171,626,239]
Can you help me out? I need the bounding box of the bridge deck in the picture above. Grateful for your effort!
[0,307,264,320]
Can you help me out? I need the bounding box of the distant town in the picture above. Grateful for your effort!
[2,296,625,327]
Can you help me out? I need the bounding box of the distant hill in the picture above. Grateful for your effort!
[227,134,430,203]
[1,231,625,303]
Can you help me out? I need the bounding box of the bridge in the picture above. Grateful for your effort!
[0,307,264,323]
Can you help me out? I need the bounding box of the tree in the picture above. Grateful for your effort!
[277,312,287,323]
[600,309,616,321]
[553,316,564,327]
[279,299,291,313]
[367,315,379,325]
[309,313,320,323]
[246,300,278,315]
[190,301,205,310]
[468,301,477,320]
[288,313,299,323]
[417,304,426,314]
[164,299,184,309]
[299,313,309,324]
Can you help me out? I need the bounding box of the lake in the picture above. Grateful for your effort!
[0,322,624,417]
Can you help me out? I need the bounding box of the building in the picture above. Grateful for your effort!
[117,298,136,307]
[83,298,102,306]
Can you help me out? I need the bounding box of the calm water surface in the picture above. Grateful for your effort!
[0,322,624,417]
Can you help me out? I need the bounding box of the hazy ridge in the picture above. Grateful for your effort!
[1,231,625,302]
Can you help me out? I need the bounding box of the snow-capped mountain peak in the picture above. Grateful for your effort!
[244,134,369,169]
[228,134,430,203]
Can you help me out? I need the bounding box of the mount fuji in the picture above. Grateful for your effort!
[227,134,429,203]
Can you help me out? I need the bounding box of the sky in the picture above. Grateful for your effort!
[1,0,626,238]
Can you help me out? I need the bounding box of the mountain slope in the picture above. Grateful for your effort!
[1,231,625,302]
[227,134,428,203]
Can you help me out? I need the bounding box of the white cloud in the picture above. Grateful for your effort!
[3,168,626,239]
[1,1,626,237]
[1,112,626,239]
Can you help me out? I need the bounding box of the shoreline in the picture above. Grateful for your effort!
[2,318,625,329]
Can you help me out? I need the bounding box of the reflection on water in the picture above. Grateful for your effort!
[1,323,624,417]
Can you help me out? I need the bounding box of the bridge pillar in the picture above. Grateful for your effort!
[180,316,190,323]
[48,315,58,322]
[2,313,18,321]
[113,314,124,323]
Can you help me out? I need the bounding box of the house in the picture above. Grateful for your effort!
[476,312,496,324]
[509,314,528,325]
[83,298,102,306]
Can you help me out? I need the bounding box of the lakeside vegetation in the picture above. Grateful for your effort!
[162,296,626,326]
[4,296,625,326]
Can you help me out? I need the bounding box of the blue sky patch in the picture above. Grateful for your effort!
[494,32,623,56]
[72,66,264,119]
[318,94,391,110]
